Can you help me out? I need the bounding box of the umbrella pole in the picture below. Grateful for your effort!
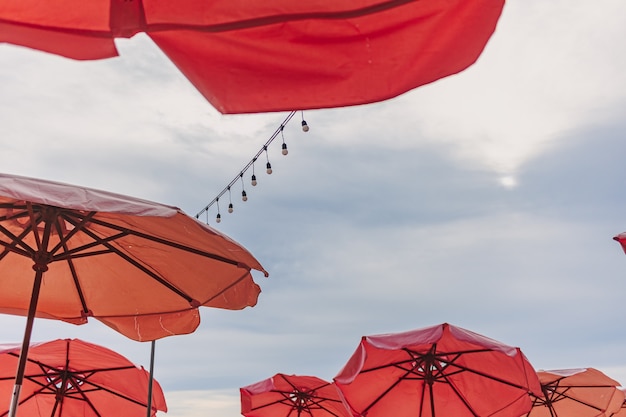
[146,340,156,417]
[8,269,44,417]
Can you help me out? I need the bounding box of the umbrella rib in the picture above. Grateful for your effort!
[67,212,246,268]
[0,0,418,36]
[548,387,609,411]
[58,215,197,304]
[54,216,91,314]
[360,363,414,415]
[0,219,38,260]
[442,355,534,392]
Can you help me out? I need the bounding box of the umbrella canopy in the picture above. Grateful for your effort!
[334,322,542,417]
[525,368,625,417]
[0,0,505,114]
[0,172,267,416]
[613,233,626,254]
[611,389,626,417]
[241,373,352,417]
[0,338,167,417]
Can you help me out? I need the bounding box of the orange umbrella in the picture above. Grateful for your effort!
[611,389,626,417]
[0,172,267,417]
[0,0,505,114]
[525,368,624,417]
[241,374,352,417]
[0,338,167,417]
[334,323,542,417]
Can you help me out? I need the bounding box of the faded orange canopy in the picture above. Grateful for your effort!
[525,368,624,417]
[0,0,505,114]
[0,338,167,417]
[0,172,267,342]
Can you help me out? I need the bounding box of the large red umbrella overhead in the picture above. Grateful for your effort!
[525,368,625,417]
[334,323,542,417]
[0,338,167,417]
[0,0,505,114]
[0,172,267,417]
[241,374,352,417]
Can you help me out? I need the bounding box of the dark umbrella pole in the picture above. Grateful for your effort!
[147,341,156,417]
[8,268,45,417]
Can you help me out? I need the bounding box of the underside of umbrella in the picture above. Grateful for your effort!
[0,172,268,417]
[334,323,543,417]
[0,0,505,113]
[0,339,167,417]
[526,368,625,417]
[241,374,351,417]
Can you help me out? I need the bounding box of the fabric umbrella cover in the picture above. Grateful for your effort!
[0,172,267,341]
[525,368,625,417]
[241,374,352,417]
[610,389,626,417]
[334,322,542,417]
[0,0,505,114]
[0,172,267,417]
[0,338,167,417]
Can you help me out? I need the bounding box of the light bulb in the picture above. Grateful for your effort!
[251,174,257,186]
[228,203,233,213]
[282,143,288,155]
[301,120,309,132]
[266,162,272,174]
[242,190,248,201]
[216,213,221,223]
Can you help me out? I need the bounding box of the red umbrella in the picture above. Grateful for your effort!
[241,373,352,417]
[0,0,505,114]
[0,338,167,417]
[0,172,267,417]
[525,368,625,417]
[613,233,626,253]
[334,323,542,417]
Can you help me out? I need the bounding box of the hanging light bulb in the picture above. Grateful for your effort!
[266,162,272,174]
[228,203,233,213]
[241,190,248,201]
[282,143,288,155]
[301,120,309,132]
[251,174,257,186]
[216,213,221,223]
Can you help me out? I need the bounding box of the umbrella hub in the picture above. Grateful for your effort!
[409,351,450,385]
[32,252,51,272]
[289,390,313,409]
[45,368,85,396]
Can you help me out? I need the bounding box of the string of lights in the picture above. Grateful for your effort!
[195,110,309,223]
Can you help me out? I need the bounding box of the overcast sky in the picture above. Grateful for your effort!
[2,1,626,417]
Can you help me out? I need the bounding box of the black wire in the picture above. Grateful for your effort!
[195,110,297,219]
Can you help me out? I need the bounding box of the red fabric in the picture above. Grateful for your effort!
[0,339,167,417]
[0,0,505,114]
[241,374,352,417]
[334,323,542,417]
[0,172,267,342]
